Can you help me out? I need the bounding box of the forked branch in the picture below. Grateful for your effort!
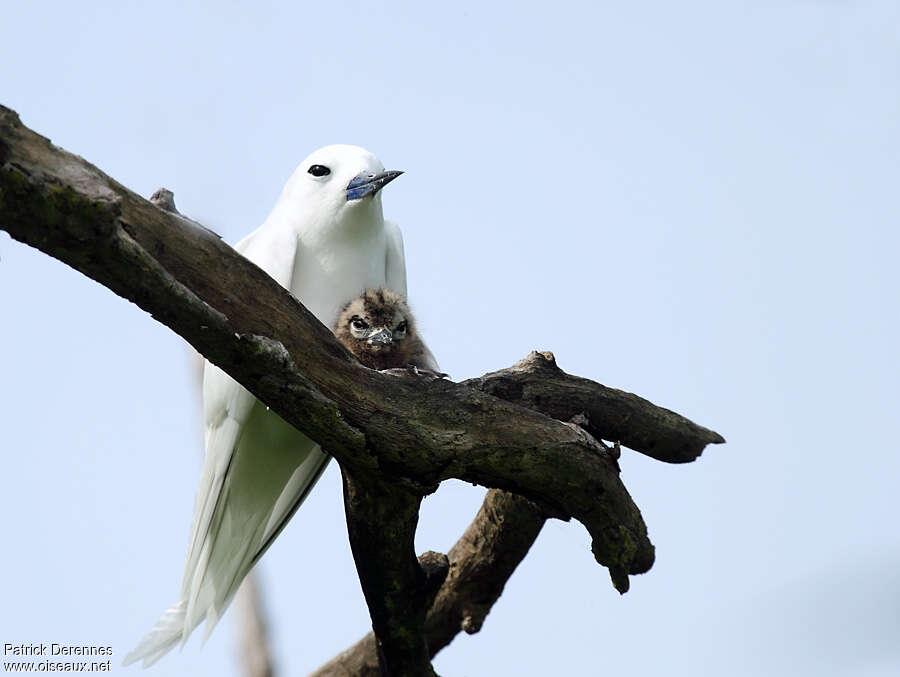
[0,104,724,676]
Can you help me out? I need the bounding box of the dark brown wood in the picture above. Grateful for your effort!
[341,470,436,677]
[462,351,725,464]
[427,490,546,653]
[309,490,546,677]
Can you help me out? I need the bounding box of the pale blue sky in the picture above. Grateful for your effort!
[2,2,899,675]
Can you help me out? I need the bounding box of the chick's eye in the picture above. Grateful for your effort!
[308,164,331,177]
[351,318,369,330]
[396,321,408,333]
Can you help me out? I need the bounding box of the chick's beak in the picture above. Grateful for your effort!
[366,327,393,346]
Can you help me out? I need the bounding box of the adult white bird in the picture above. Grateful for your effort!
[125,144,435,667]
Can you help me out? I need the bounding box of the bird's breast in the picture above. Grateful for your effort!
[291,229,389,327]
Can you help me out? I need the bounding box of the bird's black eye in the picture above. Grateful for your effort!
[308,164,331,177]
[396,321,408,333]
[351,317,369,330]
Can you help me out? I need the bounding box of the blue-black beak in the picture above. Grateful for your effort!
[346,170,403,201]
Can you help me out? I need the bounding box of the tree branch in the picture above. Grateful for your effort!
[309,490,546,677]
[462,351,725,464]
[0,104,724,673]
[0,103,667,581]
[341,470,435,676]
[427,490,546,652]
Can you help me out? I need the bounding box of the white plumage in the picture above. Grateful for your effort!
[125,144,431,667]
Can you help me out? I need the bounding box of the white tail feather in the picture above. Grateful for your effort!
[126,402,329,667]
[122,600,192,668]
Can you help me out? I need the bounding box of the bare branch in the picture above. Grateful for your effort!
[0,103,668,583]
[309,490,546,677]
[0,104,724,673]
[341,470,435,677]
[427,490,546,652]
[463,351,725,464]
[149,187,178,213]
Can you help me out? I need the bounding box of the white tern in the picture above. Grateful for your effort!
[124,144,436,667]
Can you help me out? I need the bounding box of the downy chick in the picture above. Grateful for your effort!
[334,288,433,371]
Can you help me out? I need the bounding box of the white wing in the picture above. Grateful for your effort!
[183,384,329,640]
[384,220,440,372]
[384,219,408,299]
[125,226,330,666]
